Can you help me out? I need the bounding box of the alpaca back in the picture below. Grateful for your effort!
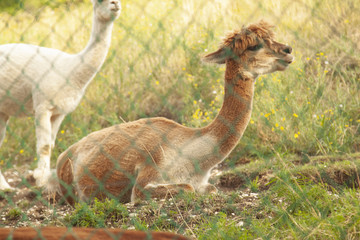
[0,43,82,116]
[56,117,212,203]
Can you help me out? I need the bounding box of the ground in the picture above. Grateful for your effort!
[1,153,360,239]
[0,163,258,231]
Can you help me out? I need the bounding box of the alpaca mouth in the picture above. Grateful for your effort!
[277,54,294,68]
[285,54,294,64]
[278,59,290,66]
[110,3,121,12]
[111,6,120,12]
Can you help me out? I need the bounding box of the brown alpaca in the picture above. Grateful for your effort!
[56,20,293,205]
[0,227,189,240]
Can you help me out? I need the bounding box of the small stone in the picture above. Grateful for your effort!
[236,221,244,227]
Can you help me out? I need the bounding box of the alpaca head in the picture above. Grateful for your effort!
[92,0,121,22]
[203,20,294,78]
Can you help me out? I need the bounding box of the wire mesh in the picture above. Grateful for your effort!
[0,0,359,239]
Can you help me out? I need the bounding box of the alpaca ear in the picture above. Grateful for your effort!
[202,47,233,64]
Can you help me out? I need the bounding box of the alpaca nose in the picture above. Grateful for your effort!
[282,45,292,54]
[110,0,120,10]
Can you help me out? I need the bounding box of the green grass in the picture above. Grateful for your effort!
[0,0,359,239]
[63,183,360,239]
[64,198,129,228]
[5,208,22,220]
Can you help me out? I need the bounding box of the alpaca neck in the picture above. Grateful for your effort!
[73,13,114,88]
[202,59,255,163]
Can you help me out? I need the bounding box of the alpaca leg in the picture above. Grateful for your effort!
[0,170,13,190]
[33,110,52,187]
[198,183,218,194]
[132,183,195,204]
[0,113,12,190]
[50,114,65,150]
[131,169,195,203]
[145,183,195,198]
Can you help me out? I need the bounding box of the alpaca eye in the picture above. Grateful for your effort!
[247,44,262,51]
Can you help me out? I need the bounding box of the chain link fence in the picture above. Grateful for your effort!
[0,0,359,239]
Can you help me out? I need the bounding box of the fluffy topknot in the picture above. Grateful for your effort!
[203,20,275,64]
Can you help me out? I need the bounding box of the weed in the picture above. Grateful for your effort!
[197,212,254,240]
[250,176,260,192]
[18,200,30,209]
[65,198,129,228]
[6,208,22,221]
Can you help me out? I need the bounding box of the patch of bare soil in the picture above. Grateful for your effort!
[218,169,275,191]
[0,167,71,228]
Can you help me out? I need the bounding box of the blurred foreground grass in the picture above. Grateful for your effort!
[0,0,359,238]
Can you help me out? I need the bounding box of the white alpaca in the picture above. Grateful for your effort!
[0,0,121,190]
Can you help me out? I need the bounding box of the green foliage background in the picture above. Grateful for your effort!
[0,0,359,238]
